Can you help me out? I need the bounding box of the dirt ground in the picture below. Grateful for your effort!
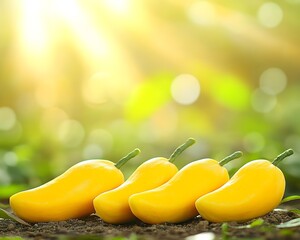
[1,210,300,240]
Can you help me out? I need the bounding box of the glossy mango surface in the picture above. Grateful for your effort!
[129,159,229,224]
[10,160,124,222]
[195,160,285,222]
[93,157,178,224]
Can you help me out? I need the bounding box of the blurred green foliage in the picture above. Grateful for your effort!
[1,0,300,199]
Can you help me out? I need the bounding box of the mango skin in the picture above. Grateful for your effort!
[10,160,124,222]
[129,159,229,224]
[93,157,178,224]
[195,160,285,222]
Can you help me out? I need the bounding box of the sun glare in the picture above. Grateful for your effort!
[53,1,109,58]
[14,0,51,79]
[13,0,139,75]
[8,0,300,113]
[11,0,145,108]
[16,1,48,56]
[102,0,131,15]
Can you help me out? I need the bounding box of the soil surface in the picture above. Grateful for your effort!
[1,210,300,240]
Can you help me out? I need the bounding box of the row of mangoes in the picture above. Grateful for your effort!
[10,138,293,224]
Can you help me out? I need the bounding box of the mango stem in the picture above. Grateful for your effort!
[115,148,141,169]
[219,151,243,166]
[272,149,294,166]
[169,138,196,163]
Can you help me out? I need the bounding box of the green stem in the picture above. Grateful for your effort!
[272,149,294,166]
[219,151,243,166]
[115,148,141,169]
[169,138,196,163]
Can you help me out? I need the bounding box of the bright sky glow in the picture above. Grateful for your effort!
[102,0,131,15]
[83,144,103,159]
[0,107,17,131]
[58,119,85,148]
[251,89,277,113]
[188,1,216,26]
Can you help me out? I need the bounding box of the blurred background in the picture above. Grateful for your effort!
[1,0,300,200]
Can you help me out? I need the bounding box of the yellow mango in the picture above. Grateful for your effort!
[93,138,195,224]
[10,149,140,222]
[195,149,293,222]
[129,151,242,224]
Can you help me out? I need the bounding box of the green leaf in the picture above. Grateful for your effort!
[276,218,300,228]
[231,218,264,229]
[279,229,295,237]
[289,209,300,215]
[249,218,265,228]
[0,203,9,208]
[0,237,25,240]
[281,195,300,204]
[0,208,30,226]
[221,222,229,240]
[103,234,138,240]
[58,236,104,240]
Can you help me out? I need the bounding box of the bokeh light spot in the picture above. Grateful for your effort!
[3,151,18,166]
[257,2,283,28]
[83,144,104,160]
[243,132,265,153]
[187,1,216,26]
[171,74,200,105]
[0,107,17,131]
[0,169,10,184]
[58,119,85,148]
[259,68,287,95]
[41,107,69,133]
[88,129,114,154]
[251,89,277,113]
